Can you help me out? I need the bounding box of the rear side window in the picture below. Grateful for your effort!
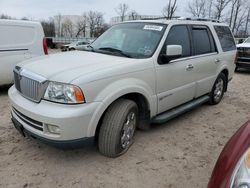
[192,26,216,55]
[214,26,236,52]
[165,25,191,57]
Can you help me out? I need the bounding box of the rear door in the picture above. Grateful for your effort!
[189,25,219,98]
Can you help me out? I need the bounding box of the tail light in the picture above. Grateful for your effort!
[234,51,238,64]
[43,37,48,55]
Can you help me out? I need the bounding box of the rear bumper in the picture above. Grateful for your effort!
[11,115,94,149]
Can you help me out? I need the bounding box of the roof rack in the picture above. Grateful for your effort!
[140,16,180,20]
[177,17,221,23]
[139,16,221,23]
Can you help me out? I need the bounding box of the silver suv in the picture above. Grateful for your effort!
[9,19,236,157]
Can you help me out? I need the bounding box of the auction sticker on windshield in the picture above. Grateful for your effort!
[143,25,163,31]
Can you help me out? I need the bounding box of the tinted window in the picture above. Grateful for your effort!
[192,27,215,55]
[165,25,191,57]
[214,26,236,51]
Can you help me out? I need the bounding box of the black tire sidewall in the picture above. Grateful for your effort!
[115,105,138,155]
[210,73,227,105]
[98,99,139,157]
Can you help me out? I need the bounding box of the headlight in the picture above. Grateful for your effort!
[231,149,250,188]
[44,82,85,104]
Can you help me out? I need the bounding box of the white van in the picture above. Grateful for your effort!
[0,19,47,86]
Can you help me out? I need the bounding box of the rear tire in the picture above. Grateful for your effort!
[209,73,227,105]
[98,99,138,158]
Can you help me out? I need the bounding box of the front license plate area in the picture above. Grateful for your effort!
[11,116,25,137]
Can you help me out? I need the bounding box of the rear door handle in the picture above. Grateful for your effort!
[186,64,194,71]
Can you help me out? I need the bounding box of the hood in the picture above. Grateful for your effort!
[237,43,250,48]
[19,51,138,83]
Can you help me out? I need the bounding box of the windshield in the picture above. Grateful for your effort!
[90,22,167,58]
[244,37,250,43]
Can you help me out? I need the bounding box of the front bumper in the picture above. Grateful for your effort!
[11,116,94,148]
[8,86,102,143]
[237,57,250,69]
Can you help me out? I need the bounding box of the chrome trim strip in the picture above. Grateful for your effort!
[169,52,218,64]
[20,69,47,83]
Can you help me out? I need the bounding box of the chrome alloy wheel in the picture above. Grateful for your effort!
[121,112,136,149]
[213,78,224,102]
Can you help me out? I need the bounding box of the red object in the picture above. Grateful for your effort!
[43,37,48,55]
[208,120,250,188]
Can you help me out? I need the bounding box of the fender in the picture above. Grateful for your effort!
[86,78,157,136]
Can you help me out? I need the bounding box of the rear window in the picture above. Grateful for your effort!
[214,26,236,52]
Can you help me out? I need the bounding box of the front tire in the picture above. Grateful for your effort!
[209,73,227,105]
[98,99,138,158]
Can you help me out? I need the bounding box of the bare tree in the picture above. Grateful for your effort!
[162,0,178,19]
[207,0,214,18]
[115,3,129,22]
[75,13,88,37]
[231,0,243,33]
[188,0,206,18]
[41,18,55,37]
[0,14,12,19]
[128,10,140,20]
[229,0,238,27]
[213,0,231,20]
[61,18,74,37]
[235,8,247,35]
[244,6,250,36]
[87,11,105,38]
[54,14,62,37]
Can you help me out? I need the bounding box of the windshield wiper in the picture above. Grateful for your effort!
[98,47,132,58]
[86,45,96,52]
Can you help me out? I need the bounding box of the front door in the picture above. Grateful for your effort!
[155,25,196,114]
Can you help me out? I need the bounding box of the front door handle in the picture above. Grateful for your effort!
[215,59,220,64]
[186,64,194,71]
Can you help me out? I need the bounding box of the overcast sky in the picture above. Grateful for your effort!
[0,0,187,22]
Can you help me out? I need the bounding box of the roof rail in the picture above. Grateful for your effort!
[177,17,221,23]
[140,16,180,20]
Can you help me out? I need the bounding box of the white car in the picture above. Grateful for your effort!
[9,19,236,157]
[0,19,47,86]
[61,40,90,51]
[236,37,250,70]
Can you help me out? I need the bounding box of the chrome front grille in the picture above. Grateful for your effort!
[238,47,250,58]
[13,66,48,103]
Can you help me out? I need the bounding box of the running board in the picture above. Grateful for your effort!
[151,95,210,124]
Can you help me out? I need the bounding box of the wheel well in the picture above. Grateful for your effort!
[94,93,151,140]
[221,69,229,92]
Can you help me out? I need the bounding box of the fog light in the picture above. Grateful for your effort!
[46,124,60,134]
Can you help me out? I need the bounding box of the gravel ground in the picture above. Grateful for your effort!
[0,70,249,188]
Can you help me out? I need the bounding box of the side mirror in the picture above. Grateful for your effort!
[159,45,182,64]
[166,45,182,57]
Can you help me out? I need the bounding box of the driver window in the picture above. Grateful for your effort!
[163,25,191,58]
